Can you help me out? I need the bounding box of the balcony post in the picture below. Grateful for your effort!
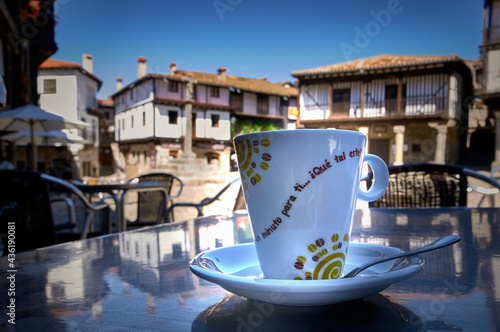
[328,84,333,120]
[361,81,366,118]
[397,78,403,115]
[393,125,406,165]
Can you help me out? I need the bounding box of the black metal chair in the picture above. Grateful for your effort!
[166,178,241,221]
[0,170,109,255]
[123,172,183,228]
[365,163,500,208]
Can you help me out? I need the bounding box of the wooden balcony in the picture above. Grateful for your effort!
[310,96,451,120]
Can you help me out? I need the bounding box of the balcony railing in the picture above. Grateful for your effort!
[326,96,448,119]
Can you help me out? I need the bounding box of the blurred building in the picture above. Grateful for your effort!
[292,55,474,165]
[37,55,102,177]
[477,0,500,169]
[112,58,297,177]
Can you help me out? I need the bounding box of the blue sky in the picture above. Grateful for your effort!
[53,0,484,99]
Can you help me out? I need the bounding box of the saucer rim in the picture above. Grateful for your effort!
[189,242,424,304]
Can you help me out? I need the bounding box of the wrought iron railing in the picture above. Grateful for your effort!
[326,96,448,119]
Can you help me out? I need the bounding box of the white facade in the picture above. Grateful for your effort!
[114,77,231,142]
[38,68,100,147]
[37,59,102,177]
[38,70,78,121]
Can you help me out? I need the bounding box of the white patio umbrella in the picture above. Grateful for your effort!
[1,130,84,146]
[0,104,88,170]
[1,130,84,172]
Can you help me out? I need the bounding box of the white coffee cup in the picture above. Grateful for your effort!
[234,129,389,280]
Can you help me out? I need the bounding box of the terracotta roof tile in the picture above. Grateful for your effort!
[151,70,298,97]
[292,54,464,77]
[40,58,81,69]
[98,99,114,106]
[39,58,103,88]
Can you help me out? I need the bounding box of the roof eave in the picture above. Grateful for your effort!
[39,66,103,90]
[292,58,465,79]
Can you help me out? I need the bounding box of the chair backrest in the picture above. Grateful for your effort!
[0,170,57,254]
[368,163,468,208]
[128,173,183,224]
[233,185,247,211]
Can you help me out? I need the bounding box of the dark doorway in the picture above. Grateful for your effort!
[369,139,390,164]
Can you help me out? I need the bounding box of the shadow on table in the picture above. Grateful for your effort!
[192,293,427,332]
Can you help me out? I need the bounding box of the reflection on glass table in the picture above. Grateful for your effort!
[0,207,498,331]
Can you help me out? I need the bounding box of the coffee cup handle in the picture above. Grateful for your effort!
[357,154,389,202]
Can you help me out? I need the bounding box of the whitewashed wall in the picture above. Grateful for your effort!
[448,73,463,120]
[155,104,182,139]
[207,86,230,106]
[115,80,154,113]
[76,74,98,117]
[115,102,154,141]
[155,79,181,100]
[38,70,78,121]
[486,49,500,92]
[205,110,231,140]
[196,85,207,103]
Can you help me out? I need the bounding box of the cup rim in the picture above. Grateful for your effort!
[234,129,366,140]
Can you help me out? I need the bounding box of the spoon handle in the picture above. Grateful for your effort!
[342,235,460,278]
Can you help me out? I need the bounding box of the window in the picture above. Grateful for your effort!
[385,85,398,100]
[332,89,351,114]
[257,94,269,114]
[230,92,243,113]
[168,110,178,124]
[131,115,134,128]
[210,86,219,98]
[143,111,146,126]
[122,119,125,130]
[168,81,179,92]
[385,84,406,113]
[43,79,56,94]
[211,114,220,128]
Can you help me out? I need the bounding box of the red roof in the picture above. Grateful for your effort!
[98,99,114,106]
[40,58,81,69]
[39,58,103,89]
[292,54,465,77]
[137,70,298,97]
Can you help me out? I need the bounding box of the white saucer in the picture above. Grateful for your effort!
[190,242,424,306]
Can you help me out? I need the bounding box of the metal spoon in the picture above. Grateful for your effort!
[342,235,461,278]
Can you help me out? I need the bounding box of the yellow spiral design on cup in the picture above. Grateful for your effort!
[313,252,346,280]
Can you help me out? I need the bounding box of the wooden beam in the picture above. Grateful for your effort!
[361,81,366,117]
[329,83,333,120]
[397,77,403,115]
